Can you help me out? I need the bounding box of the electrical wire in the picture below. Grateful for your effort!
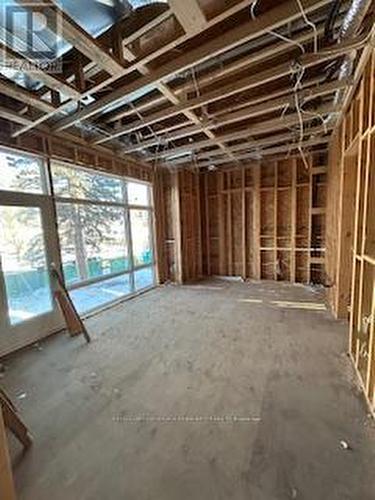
[294,92,304,144]
[280,102,290,119]
[264,27,306,55]
[290,61,306,142]
[128,101,160,146]
[319,30,372,55]
[250,0,315,168]
[292,61,306,92]
[295,0,319,52]
[250,0,305,55]
[191,66,212,124]
[300,107,329,133]
[290,60,311,169]
[298,145,310,170]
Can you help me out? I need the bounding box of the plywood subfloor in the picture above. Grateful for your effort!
[2,280,375,500]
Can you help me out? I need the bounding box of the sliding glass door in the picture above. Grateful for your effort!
[0,150,62,354]
[0,147,156,354]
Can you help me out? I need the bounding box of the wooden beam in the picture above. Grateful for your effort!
[171,172,183,283]
[291,159,297,282]
[103,85,340,153]
[145,102,338,159]
[74,57,86,93]
[307,156,313,283]
[218,172,225,275]
[53,0,332,131]
[209,79,350,128]
[10,0,252,137]
[137,75,323,143]
[168,124,334,165]
[227,189,233,275]
[122,9,174,47]
[0,44,81,100]
[273,162,278,280]
[253,164,261,279]
[204,173,211,275]
[191,137,331,168]
[93,49,351,146]
[0,408,16,500]
[0,106,34,126]
[241,167,247,278]
[169,0,207,34]
[0,79,56,114]
[63,9,173,110]
[156,82,236,163]
[0,389,33,449]
[0,105,152,177]
[105,16,344,125]
[32,0,125,76]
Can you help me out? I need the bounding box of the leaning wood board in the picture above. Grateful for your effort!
[0,406,16,500]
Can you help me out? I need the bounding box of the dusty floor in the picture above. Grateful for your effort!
[2,279,375,500]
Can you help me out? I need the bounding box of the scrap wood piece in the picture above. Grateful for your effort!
[51,266,91,344]
[0,388,32,449]
[0,405,16,500]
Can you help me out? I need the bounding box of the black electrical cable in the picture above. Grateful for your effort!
[324,0,343,42]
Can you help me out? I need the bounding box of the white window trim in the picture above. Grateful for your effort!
[50,160,156,304]
[0,148,157,348]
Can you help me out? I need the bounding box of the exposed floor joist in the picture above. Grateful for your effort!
[168,0,207,34]
[52,0,332,131]
[0,0,370,169]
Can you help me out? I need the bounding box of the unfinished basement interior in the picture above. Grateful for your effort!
[0,0,374,498]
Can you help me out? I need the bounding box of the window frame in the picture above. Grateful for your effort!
[50,160,156,310]
[0,148,64,353]
[0,147,157,353]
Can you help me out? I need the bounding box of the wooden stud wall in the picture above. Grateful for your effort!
[0,118,204,288]
[326,48,375,415]
[200,155,327,284]
[0,118,152,183]
[155,168,202,284]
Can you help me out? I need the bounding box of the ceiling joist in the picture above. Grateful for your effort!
[168,0,207,34]
[53,0,332,132]
[0,0,370,169]
[167,123,334,166]
[141,102,339,159]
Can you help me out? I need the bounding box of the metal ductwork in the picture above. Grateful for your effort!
[333,0,373,106]
[339,0,371,39]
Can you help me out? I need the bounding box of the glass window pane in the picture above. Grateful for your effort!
[56,202,129,284]
[52,162,123,202]
[55,203,81,285]
[130,210,153,266]
[70,273,131,314]
[0,150,44,194]
[134,267,154,290]
[127,181,150,205]
[81,205,129,279]
[0,205,53,324]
